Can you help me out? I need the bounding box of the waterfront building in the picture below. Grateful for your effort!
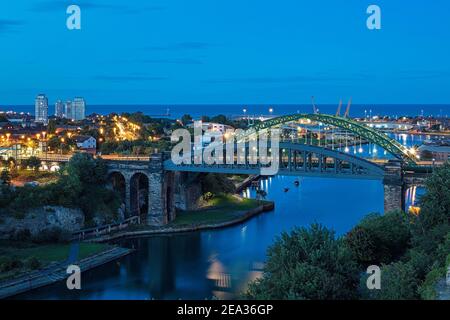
[419,144,450,161]
[55,100,64,118]
[34,94,48,124]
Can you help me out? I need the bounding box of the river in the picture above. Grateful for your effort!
[14,134,429,300]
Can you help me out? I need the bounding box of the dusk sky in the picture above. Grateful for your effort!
[1,0,449,105]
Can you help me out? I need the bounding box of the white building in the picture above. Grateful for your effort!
[74,135,96,151]
[188,121,235,147]
[191,121,234,134]
[35,94,48,124]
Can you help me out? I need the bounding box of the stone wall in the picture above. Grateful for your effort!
[0,206,85,239]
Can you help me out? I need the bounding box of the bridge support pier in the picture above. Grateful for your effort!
[173,172,203,211]
[383,160,405,213]
[147,154,175,226]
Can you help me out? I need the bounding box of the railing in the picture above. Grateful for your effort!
[72,216,140,240]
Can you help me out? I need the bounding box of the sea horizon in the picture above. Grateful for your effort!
[1,103,450,119]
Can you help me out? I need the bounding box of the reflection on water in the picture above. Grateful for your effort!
[405,185,425,213]
[336,133,432,161]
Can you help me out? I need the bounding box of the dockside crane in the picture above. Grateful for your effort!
[336,99,343,116]
[343,97,352,118]
[312,96,319,114]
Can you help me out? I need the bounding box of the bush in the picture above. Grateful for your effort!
[361,261,420,300]
[202,192,214,201]
[26,257,42,270]
[0,257,23,272]
[418,265,446,300]
[31,227,71,244]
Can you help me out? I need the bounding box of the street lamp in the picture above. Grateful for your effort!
[243,108,249,126]
[42,131,47,161]
[60,138,65,155]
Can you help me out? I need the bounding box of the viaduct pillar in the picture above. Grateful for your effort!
[173,172,203,211]
[147,153,175,226]
[383,160,405,213]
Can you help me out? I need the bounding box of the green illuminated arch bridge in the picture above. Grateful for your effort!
[244,113,418,165]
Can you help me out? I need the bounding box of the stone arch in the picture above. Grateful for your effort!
[108,171,127,214]
[130,172,150,220]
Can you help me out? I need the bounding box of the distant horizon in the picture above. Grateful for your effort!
[2,103,450,107]
[2,103,449,118]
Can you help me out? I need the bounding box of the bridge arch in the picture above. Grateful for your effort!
[243,113,417,165]
[129,172,150,220]
[108,171,127,205]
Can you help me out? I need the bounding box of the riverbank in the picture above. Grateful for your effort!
[0,245,133,299]
[91,196,275,243]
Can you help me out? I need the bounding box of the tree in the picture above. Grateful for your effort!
[181,114,192,125]
[1,169,11,186]
[345,211,411,266]
[199,173,235,195]
[412,162,450,233]
[66,153,107,185]
[47,119,57,134]
[23,156,41,171]
[246,224,360,300]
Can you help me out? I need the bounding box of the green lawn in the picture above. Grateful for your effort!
[79,243,111,260]
[172,194,266,226]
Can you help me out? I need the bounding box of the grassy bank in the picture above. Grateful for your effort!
[172,194,268,226]
[12,170,60,185]
[0,241,110,281]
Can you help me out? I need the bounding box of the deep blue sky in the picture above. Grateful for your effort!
[1,0,449,105]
